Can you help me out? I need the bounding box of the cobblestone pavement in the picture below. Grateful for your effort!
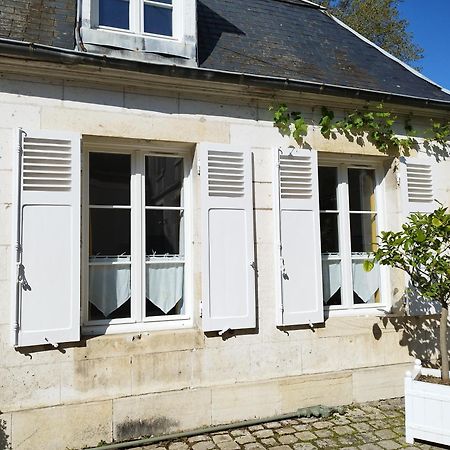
[129,398,447,450]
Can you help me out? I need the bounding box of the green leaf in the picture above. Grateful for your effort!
[363,260,375,272]
[432,217,442,227]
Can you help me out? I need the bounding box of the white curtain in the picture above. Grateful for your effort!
[322,259,341,303]
[146,262,184,313]
[352,260,379,303]
[89,257,131,316]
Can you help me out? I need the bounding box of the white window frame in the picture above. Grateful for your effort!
[318,155,390,317]
[80,0,197,60]
[81,141,193,335]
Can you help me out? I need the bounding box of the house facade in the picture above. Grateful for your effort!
[0,1,449,449]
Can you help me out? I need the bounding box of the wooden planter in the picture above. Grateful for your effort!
[405,360,450,446]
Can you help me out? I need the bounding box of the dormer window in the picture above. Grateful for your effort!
[98,0,174,37]
[80,0,197,64]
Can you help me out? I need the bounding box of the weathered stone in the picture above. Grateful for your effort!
[359,444,383,450]
[332,425,355,436]
[260,438,278,446]
[351,422,373,433]
[230,429,247,437]
[278,434,298,445]
[191,440,216,450]
[247,425,264,432]
[314,438,339,449]
[243,443,265,450]
[264,421,282,429]
[188,436,213,444]
[293,444,318,450]
[253,429,274,439]
[314,429,332,439]
[235,434,256,445]
[277,427,297,435]
[217,441,240,450]
[311,421,333,430]
[212,434,232,444]
[296,431,317,441]
[374,429,397,440]
[377,440,402,450]
[168,443,189,450]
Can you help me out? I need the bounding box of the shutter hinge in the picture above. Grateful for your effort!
[197,157,201,176]
[199,301,203,318]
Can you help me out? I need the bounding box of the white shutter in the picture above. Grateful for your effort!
[12,129,81,347]
[273,148,323,326]
[400,156,435,214]
[199,143,256,332]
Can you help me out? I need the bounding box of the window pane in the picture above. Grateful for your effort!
[99,0,129,29]
[348,168,376,211]
[90,153,131,205]
[320,213,339,253]
[352,260,380,304]
[146,210,183,255]
[350,213,377,253]
[144,4,172,36]
[322,259,342,305]
[145,156,183,206]
[90,209,131,256]
[145,261,184,317]
[319,167,338,210]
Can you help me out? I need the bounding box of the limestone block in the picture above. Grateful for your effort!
[0,281,10,325]
[312,130,381,156]
[63,84,124,108]
[113,388,211,442]
[211,380,281,424]
[252,147,273,183]
[0,363,61,411]
[301,336,347,374]
[279,371,352,411]
[60,356,132,403]
[0,411,12,450]
[230,124,290,149]
[0,245,10,281]
[253,182,273,210]
[0,203,11,246]
[382,331,413,366]
[131,350,194,396]
[0,76,64,102]
[11,400,112,450]
[254,210,274,245]
[179,98,258,121]
[124,90,178,114]
[0,170,11,205]
[352,363,410,403]
[0,127,13,171]
[0,102,41,130]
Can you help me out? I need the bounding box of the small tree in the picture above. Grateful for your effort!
[366,206,450,381]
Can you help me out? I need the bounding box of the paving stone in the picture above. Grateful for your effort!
[217,441,240,450]
[235,434,256,445]
[374,430,397,440]
[192,441,216,450]
[260,438,278,446]
[168,443,189,450]
[276,427,297,435]
[314,438,339,449]
[212,435,233,444]
[333,425,355,436]
[243,444,265,450]
[347,408,367,419]
[392,427,405,436]
[352,422,374,433]
[311,421,333,430]
[377,440,402,450]
[293,444,318,450]
[277,434,298,445]
[293,424,310,432]
[368,420,387,430]
[332,417,351,425]
[248,425,264,432]
[280,419,299,426]
[295,431,317,441]
[269,446,292,450]
[358,432,379,444]
[230,429,247,437]
[313,429,333,439]
[358,444,383,450]
[253,429,274,439]
[264,422,282,429]
[338,436,361,446]
[189,436,213,444]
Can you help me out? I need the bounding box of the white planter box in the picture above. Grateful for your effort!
[405,360,450,446]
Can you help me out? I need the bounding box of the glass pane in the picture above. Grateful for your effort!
[99,0,129,29]
[89,262,131,320]
[145,261,184,317]
[145,156,183,206]
[320,213,339,253]
[319,166,338,210]
[322,259,342,305]
[350,213,377,253]
[90,209,131,256]
[144,4,173,36]
[90,153,131,206]
[146,210,183,255]
[348,168,376,211]
[352,260,380,304]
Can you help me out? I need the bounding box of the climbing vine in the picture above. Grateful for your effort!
[270,103,450,156]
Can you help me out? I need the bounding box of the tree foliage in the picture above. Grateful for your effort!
[317,0,423,65]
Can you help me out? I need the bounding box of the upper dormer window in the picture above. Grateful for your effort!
[99,0,174,37]
[80,0,197,64]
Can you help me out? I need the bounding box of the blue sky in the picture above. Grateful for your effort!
[399,1,450,90]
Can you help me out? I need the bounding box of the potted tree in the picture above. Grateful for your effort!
[366,205,450,446]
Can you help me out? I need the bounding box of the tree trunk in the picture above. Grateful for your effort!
[440,302,449,382]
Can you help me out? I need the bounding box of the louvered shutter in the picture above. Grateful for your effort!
[12,129,81,347]
[273,148,323,326]
[400,156,434,214]
[199,143,256,332]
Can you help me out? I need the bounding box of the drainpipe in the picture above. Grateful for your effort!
[75,0,87,52]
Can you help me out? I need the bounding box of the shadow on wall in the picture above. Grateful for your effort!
[0,417,11,450]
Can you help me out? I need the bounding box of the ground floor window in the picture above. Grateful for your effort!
[84,147,190,329]
[319,162,384,310]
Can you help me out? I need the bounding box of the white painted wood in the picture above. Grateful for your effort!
[405,361,450,446]
[273,148,324,326]
[199,143,256,332]
[12,130,81,346]
[400,156,435,214]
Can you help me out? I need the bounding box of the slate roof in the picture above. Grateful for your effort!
[0,0,449,103]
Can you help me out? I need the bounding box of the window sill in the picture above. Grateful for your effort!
[325,305,390,318]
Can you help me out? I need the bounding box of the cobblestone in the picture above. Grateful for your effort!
[131,399,446,450]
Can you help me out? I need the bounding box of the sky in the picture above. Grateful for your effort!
[398,1,450,90]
